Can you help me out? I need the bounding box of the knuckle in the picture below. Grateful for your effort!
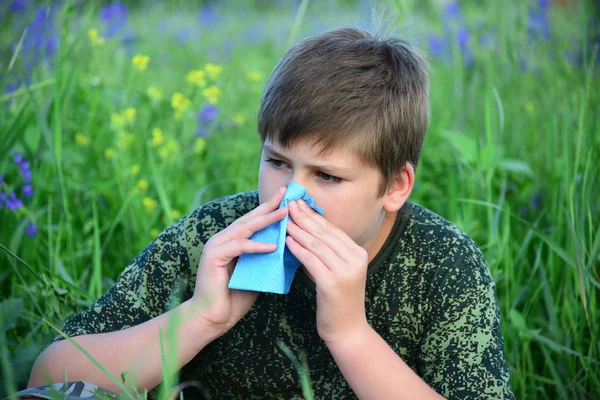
[310,240,322,249]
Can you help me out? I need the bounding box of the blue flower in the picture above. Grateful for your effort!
[198,104,219,125]
[0,193,6,208]
[196,126,209,138]
[444,2,462,19]
[6,192,23,211]
[22,184,33,198]
[26,221,37,237]
[101,3,128,38]
[23,6,58,58]
[429,36,446,58]
[10,0,27,12]
[527,1,550,41]
[457,28,469,49]
[14,154,24,165]
[200,4,217,25]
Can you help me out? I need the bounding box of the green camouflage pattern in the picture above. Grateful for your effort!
[57,191,515,399]
[12,381,117,399]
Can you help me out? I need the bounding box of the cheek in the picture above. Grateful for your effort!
[258,164,283,205]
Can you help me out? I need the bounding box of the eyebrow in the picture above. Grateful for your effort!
[263,145,355,175]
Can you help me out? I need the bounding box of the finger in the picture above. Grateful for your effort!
[285,235,330,285]
[234,206,288,238]
[286,219,345,270]
[215,239,277,263]
[296,199,356,249]
[289,201,354,259]
[242,186,286,221]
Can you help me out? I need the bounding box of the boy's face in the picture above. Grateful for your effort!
[258,139,402,258]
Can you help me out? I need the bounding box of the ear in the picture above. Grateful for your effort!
[383,162,415,213]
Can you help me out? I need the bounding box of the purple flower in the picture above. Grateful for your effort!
[200,4,217,25]
[429,36,445,57]
[101,3,128,38]
[22,184,33,198]
[527,5,550,41]
[0,193,6,208]
[538,0,550,9]
[530,192,542,211]
[198,105,219,125]
[14,153,24,165]
[26,221,37,237]
[22,169,32,182]
[23,5,58,58]
[196,127,209,138]
[457,28,469,49]
[444,3,462,19]
[10,0,28,12]
[6,192,23,211]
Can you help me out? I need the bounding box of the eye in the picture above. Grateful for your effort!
[265,158,287,169]
[317,171,343,184]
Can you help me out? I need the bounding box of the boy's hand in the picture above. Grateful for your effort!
[192,187,288,338]
[285,199,370,345]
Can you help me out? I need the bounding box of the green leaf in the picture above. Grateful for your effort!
[441,130,478,163]
[509,308,527,331]
[498,159,535,178]
[0,298,24,333]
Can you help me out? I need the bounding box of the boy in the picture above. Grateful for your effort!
[27,26,515,399]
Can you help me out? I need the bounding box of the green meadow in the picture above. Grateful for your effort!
[1,0,598,398]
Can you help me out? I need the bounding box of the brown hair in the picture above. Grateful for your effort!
[257,26,430,196]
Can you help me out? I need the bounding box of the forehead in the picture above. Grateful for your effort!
[263,139,363,165]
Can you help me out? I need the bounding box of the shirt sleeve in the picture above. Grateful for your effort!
[417,282,515,399]
[55,216,194,340]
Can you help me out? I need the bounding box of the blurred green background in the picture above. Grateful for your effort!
[1,0,599,398]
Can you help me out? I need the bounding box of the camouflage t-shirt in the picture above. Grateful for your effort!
[58,191,515,399]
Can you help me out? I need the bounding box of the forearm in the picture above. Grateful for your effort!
[326,324,444,400]
[28,299,221,393]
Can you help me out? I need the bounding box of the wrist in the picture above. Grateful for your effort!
[180,299,224,344]
[323,321,373,352]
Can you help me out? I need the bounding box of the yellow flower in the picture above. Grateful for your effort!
[159,138,179,160]
[202,86,221,105]
[248,71,262,82]
[111,113,125,130]
[143,197,158,214]
[87,28,105,46]
[151,228,159,238]
[123,107,136,123]
[129,164,140,175]
[132,54,150,71]
[134,178,149,194]
[104,147,115,159]
[147,86,163,100]
[150,128,164,147]
[171,93,191,120]
[185,70,207,87]
[204,63,223,81]
[118,131,134,149]
[526,102,535,113]
[137,179,149,191]
[194,137,207,153]
[134,179,149,194]
[233,113,247,126]
[75,132,89,146]
[171,210,181,219]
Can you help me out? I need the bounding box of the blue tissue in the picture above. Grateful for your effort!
[228,183,324,294]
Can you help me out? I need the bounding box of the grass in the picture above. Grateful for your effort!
[0,0,599,398]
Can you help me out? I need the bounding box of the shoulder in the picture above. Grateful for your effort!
[404,202,494,292]
[173,190,259,270]
[180,190,259,242]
